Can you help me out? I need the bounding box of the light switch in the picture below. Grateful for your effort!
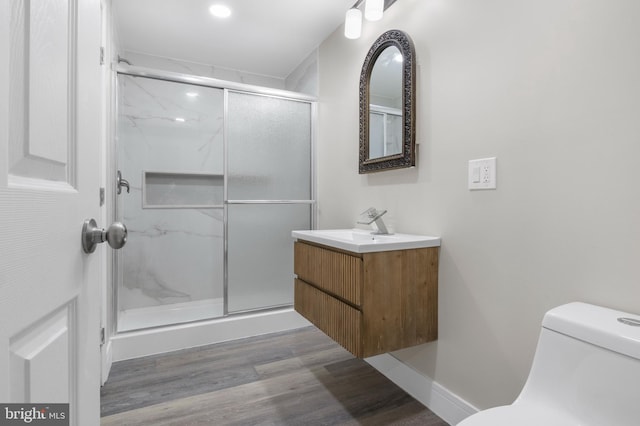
[468,157,496,190]
[471,166,481,183]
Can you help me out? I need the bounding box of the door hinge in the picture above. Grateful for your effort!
[100,46,105,65]
[100,327,106,346]
[100,187,105,206]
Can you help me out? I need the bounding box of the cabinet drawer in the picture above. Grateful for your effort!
[294,279,362,357]
[294,241,362,306]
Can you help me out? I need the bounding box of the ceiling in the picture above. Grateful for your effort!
[112,0,354,79]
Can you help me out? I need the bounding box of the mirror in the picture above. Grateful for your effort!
[359,30,416,174]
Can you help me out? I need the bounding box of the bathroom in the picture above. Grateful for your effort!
[1,0,639,424]
[107,0,640,421]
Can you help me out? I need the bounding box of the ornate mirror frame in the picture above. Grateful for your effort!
[359,30,416,174]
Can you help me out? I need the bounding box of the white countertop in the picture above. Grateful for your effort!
[291,228,441,253]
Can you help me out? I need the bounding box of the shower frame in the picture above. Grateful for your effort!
[111,64,317,336]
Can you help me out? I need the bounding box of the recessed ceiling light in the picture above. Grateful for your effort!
[175,117,186,122]
[186,92,199,98]
[209,4,231,18]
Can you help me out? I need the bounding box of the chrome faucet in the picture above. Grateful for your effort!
[357,207,391,235]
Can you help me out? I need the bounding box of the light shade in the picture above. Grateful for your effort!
[344,8,362,39]
[209,4,231,18]
[365,0,384,21]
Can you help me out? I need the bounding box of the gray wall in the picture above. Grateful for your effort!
[316,0,640,410]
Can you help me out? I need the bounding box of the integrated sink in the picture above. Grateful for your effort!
[291,228,440,253]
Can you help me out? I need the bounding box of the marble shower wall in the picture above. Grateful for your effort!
[117,75,224,312]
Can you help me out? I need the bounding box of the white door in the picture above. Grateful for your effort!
[0,0,103,425]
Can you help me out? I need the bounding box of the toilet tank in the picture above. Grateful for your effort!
[515,302,640,426]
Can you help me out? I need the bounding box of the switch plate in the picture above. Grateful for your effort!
[468,157,496,190]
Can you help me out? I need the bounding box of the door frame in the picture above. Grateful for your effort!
[99,0,117,385]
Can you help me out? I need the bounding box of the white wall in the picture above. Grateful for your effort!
[317,0,640,410]
[285,49,319,96]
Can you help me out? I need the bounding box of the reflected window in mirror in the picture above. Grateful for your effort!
[369,46,403,157]
[359,30,416,174]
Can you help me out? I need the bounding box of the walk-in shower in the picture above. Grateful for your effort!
[114,67,314,334]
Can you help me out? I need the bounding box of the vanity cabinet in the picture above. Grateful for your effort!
[293,241,438,358]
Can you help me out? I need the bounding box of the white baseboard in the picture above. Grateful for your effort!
[366,354,478,426]
[111,308,311,361]
[101,339,113,386]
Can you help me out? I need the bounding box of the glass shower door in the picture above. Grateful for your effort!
[227,92,313,313]
[116,75,225,331]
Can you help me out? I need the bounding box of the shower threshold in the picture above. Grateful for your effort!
[118,298,224,332]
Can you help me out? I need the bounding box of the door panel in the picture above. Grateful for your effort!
[10,305,72,403]
[9,0,74,182]
[0,0,102,424]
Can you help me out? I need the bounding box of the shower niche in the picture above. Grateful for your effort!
[143,172,224,208]
[115,73,313,332]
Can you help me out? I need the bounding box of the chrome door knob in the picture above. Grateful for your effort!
[82,219,128,253]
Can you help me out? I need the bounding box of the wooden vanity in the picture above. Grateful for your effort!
[293,231,439,358]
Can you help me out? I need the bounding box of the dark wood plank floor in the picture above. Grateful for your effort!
[101,326,449,425]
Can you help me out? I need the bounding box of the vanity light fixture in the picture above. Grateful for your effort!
[344,0,396,39]
[364,0,384,21]
[345,0,364,39]
[344,7,363,39]
[209,4,231,18]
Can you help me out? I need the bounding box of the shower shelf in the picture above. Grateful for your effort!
[143,170,224,209]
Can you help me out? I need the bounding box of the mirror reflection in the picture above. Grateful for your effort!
[359,30,416,174]
[369,46,403,158]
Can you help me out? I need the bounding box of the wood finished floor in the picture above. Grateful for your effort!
[101,326,449,426]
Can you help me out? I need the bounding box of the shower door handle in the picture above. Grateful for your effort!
[117,170,130,194]
[82,219,128,253]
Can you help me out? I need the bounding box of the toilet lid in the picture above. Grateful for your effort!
[457,404,580,426]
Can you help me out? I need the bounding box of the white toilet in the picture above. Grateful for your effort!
[458,302,640,426]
